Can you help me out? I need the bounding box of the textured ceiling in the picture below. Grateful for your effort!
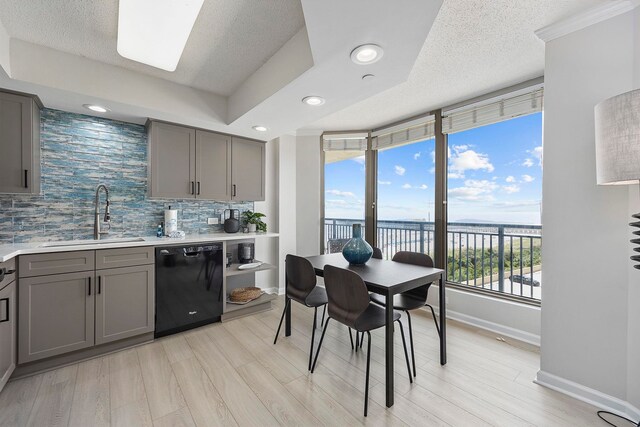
[306,0,607,131]
[0,0,305,97]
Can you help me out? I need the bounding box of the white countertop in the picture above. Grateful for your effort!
[0,232,279,262]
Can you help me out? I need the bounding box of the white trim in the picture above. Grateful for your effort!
[535,370,640,423]
[371,115,435,138]
[295,129,323,137]
[535,0,639,42]
[429,306,540,346]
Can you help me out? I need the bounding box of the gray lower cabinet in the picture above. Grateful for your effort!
[18,271,94,364]
[95,264,154,345]
[0,281,16,393]
[0,90,41,195]
[232,137,265,201]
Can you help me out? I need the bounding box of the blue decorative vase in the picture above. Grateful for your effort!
[342,224,373,265]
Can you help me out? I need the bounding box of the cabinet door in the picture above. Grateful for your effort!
[195,130,232,201]
[19,271,95,363]
[0,281,16,393]
[149,122,196,198]
[231,138,265,201]
[95,265,154,345]
[0,92,38,194]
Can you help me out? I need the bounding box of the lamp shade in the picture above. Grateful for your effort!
[594,88,640,185]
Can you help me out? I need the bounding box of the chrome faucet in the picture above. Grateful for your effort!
[94,184,111,240]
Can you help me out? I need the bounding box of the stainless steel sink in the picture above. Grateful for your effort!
[38,238,145,248]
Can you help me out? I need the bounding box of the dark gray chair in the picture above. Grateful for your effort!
[370,251,440,377]
[274,254,328,371]
[327,238,350,254]
[311,265,413,417]
[372,246,383,259]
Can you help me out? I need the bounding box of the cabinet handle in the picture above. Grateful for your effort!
[233,184,237,197]
[197,181,201,195]
[98,276,101,294]
[0,298,8,323]
[88,277,91,296]
[24,170,28,188]
[191,181,195,195]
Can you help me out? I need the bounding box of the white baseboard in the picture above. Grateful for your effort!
[431,306,540,346]
[535,370,640,423]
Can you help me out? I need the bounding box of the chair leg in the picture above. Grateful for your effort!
[406,310,417,377]
[360,331,364,348]
[273,298,290,345]
[311,318,330,373]
[348,328,354,350]
[364,331,372,417]
[355,332,359,353]
[397,319,413,384]
[309,307,318,371]
[321,305,326,327]
[425,304,441,338]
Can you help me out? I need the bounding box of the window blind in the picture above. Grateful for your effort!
[322,133,368,151]
[371,115,435,150]
[442,88,543,134]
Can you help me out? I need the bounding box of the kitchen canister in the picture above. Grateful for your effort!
[164,206,178,235]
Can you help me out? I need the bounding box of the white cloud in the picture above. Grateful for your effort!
[448,171,465,179]
[521,174,535,183]
[503,185,520,194]
[452,144,469,152]
[429,167,435,174]
[378,180,391,185]
[522,158,534,167]
[449,149,494,175]
[430,150,435,163]
[401,183,429,190]
[531,146,543,166]
[352,155,365,164]
[448,179,498,202]
[402,183,412,189]
[326,189,356,198]
[505,176,516,183]
[418,184,428,190]
[413,152,421,160]
[394,165,406,176]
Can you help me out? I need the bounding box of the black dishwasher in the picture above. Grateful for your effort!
[155,243,223,338]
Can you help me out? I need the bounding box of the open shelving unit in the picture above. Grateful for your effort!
[221,238,278,321]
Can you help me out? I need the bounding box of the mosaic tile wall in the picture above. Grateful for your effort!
[0,109,253,244]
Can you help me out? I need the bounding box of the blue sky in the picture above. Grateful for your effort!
[325,112,543,224]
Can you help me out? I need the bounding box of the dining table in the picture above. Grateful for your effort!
[284,253,446,408]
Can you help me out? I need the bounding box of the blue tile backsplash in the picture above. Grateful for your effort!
[0,109,253,243]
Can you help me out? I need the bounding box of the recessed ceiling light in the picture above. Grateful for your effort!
[302,96,325,106]
[117,0,204,72]
[252,125,268,132]
[350,44,384,65]
[83,104,109,113]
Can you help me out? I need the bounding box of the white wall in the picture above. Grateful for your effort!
[538,8,639,414]
[295,134,322,256]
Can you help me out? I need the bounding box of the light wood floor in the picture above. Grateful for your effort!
[0,298,603,427]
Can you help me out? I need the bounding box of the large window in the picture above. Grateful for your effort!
[446,113,543,300]
[322,134,367,254]
[320,86,543,302]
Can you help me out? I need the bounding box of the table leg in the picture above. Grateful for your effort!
[285,270,291,337]
[385,292,394,407]
[439,273,447,365]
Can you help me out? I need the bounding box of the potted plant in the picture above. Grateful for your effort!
[242,210,267,233]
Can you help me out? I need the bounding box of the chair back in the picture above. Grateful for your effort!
[372,247,383,259]
[392,251,434,301]
[285,254,317,302]
[323,265,370,328]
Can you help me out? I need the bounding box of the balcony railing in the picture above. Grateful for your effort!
[324,218,542,301]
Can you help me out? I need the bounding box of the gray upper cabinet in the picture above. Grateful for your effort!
[147,120,265,201]
[148,121,196,199]
[195,130,232,201]
[19,270,95,363]
[95,264,154,345]
[0,91,41,194]
[232,137,265,202]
